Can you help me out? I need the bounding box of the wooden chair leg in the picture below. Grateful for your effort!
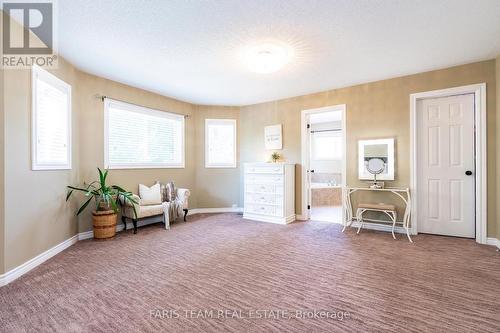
[183,209,188,222]
[132,219,138,234]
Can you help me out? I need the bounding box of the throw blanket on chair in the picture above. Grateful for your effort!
[162,200,184,229]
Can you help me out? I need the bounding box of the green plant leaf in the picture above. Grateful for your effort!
[110,198,118,212]
[98,168,105,187]
[67,168,134,216]
[67,185,94,194]
[77,197,93,216]
[103,169,109,186]
[111,185,127,192]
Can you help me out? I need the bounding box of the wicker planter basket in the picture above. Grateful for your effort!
[92,210,117,239]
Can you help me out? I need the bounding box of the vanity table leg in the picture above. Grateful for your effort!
[391,212,397,240]
[356,208,364,234]
[403,214,413,242]
[405,226,413,243]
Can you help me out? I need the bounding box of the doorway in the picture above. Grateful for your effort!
[301,105,346,223]
[410,84,487,243]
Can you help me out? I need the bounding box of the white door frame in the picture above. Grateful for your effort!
[410,83,487,244]
[300,104,347,221]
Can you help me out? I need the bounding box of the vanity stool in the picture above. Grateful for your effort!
[356,203,397,239]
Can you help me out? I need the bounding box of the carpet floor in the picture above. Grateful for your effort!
[1,213,499,332]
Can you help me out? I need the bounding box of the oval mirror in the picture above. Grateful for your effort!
[366,158,385,174]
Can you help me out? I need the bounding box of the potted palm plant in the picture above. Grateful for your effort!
[66,168,137,239]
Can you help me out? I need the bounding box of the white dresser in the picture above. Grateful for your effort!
[243,163,295,224]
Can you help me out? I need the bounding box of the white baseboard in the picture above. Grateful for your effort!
[486,237,500,249]
[295,214,308,221]
[347,221,409,235]
[189,207,243,214]
[78,230,94,240]
[0,234,79,287]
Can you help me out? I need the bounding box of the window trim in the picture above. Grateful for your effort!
[31,65,72,171]
[104,98,185,169]
[205,118,237,168]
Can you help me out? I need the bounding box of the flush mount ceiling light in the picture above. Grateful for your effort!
[242,41,293,74]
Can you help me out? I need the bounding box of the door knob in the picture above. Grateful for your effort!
[465,170,473,176]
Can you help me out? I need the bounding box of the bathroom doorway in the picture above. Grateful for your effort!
[301,105,346,224]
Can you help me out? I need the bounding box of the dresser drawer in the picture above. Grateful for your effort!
[245,204,282,217]
[245,174,283,184]
[245,164,283,174]
[245,193,283,205]
[246,183,284,195]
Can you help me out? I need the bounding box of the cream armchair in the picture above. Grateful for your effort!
[121,188,190,234]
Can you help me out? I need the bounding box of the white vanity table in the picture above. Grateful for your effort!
[343,187,412,242]
[344,137,413,242]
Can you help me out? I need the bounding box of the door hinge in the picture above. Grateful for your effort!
[307,124,310,129]
[307,205,311,210]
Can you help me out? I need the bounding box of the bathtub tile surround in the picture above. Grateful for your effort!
[312,187,342,206]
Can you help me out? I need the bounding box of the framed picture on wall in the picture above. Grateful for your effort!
[264,124,282,150]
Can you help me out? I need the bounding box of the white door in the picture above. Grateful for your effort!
[417,94,475,238]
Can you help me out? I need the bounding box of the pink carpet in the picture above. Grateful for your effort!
[1,213,499,332]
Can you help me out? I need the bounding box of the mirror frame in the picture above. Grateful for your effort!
[358,138,395,180]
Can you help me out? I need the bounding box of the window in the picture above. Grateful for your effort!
[104,99,185,169]
[312,132,342,160]
[32,66,72,170]
[205,119,237,168]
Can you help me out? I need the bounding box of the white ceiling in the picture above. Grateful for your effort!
[57,0,500,106]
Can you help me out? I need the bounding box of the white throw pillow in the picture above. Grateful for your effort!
[138,183,162,205]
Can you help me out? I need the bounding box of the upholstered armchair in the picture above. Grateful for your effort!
[121,186,190,234]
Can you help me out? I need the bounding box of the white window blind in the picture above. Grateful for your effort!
[205,119,237,168]
[104,99,185,169]
[32,65,72,170]
[312,132,342,160]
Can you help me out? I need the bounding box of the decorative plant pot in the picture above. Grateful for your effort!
[92,210,117,239]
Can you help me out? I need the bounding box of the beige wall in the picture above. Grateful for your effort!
[194,105,241,208]
[76,71,196,232]
[3,59,81,271]
[0,65,5,274]
[240,60,497,236]
[497,55,500,240]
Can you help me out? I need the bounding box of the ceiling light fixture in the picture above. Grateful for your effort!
[242,41,293,74]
